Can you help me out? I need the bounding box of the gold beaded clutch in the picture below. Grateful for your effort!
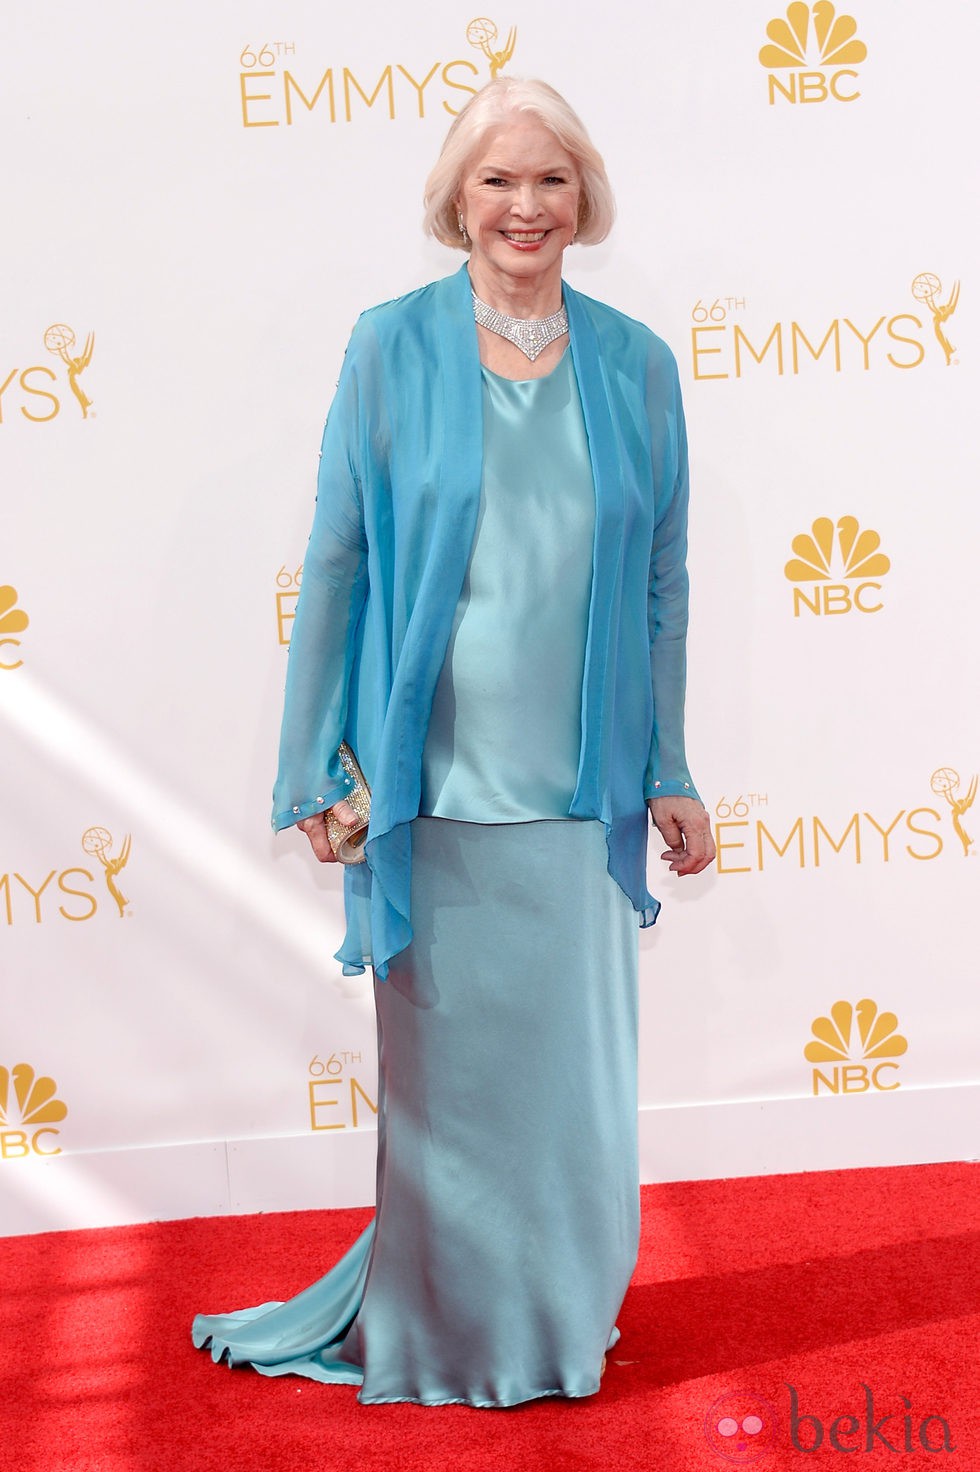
[325,742,371,864]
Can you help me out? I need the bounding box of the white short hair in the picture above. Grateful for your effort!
[423,78,615,251]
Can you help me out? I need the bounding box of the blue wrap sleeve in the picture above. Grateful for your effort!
[642,342,701,804]
[271,327,371,831]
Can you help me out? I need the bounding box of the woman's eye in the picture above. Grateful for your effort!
[543,176,566,186]
[483,176,508,187]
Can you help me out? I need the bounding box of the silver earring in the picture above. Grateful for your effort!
[458,211,468,241]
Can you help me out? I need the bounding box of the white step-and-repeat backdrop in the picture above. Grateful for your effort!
[2,1,976,1234]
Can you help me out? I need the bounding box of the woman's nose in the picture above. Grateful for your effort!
[511,186,540,219]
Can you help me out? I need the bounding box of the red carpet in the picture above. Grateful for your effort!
[3,1161,978,1471]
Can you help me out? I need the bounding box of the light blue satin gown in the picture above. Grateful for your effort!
[192,349,640,1406]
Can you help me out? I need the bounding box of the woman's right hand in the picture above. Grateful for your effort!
[297,800,359,863]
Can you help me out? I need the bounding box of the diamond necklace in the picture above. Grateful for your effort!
[471,290,568,362]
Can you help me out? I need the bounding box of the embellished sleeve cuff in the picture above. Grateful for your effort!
[644,776,702,804]
[271,778,354,831]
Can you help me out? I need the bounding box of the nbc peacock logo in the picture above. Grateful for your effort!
[0,585,29,670]
[784,515,890,617]
[806,999,908,1095]
[760,2,868,105]
[0,1063,68,1159]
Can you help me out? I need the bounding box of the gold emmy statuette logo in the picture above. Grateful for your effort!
[911,273,960,366]
[931,767,977,856]
[784,516,890,616]
[759,2,867,103]
[81,826,131,917]
[0,1063,67,1159]
[44,323,94,419]
[466,16,516,78]
[0,585,29,671]
[805,999,907,1095]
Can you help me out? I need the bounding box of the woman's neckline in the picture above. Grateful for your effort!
[480,344,571,386]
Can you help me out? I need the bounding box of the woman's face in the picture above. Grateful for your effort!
[455,115,581,293]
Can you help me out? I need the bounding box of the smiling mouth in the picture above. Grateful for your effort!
[502,230,547,243]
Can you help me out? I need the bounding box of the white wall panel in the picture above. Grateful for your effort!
[1,0,975,1232]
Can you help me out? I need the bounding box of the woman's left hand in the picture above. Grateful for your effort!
[647,795,716,876]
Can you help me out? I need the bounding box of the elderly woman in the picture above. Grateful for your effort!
[193,77,714,1408]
